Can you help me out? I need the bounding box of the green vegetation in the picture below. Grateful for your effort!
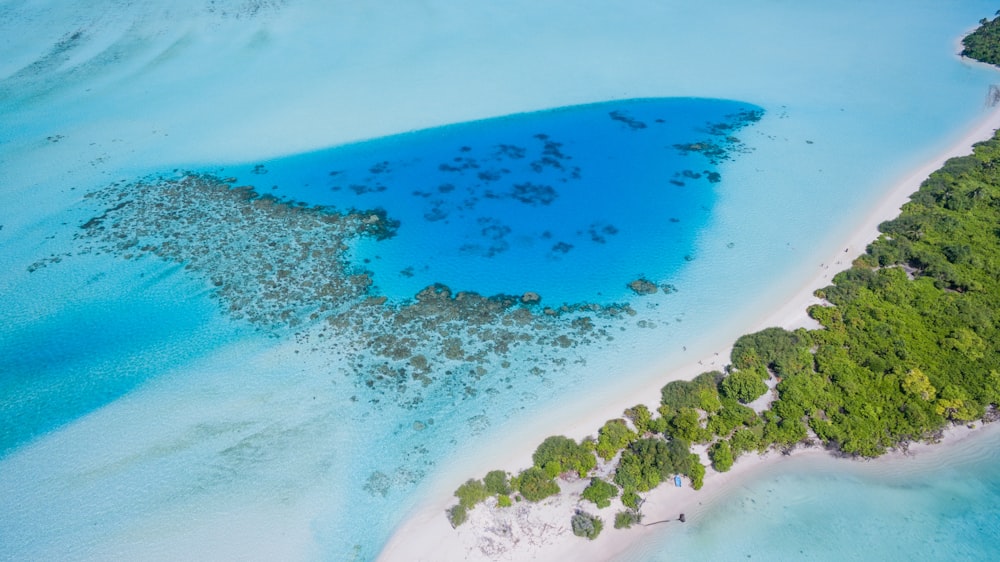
[484,470,511,496]
[660,371,723,413]
[454,478,489,510]
[595,419,638,460]
[532,435,597,478]
[447,16,1000,532]
[570,511,604,540]
[962,12,1000,65]
[614,510,643,529]
[719,367,768,404]
[581,477,619,508]
[614,437,691,492]
[447,504,467,528]
[515,466,560,502]
[708,440,734,472]
[497,494,512,508]
[688,458,705,490]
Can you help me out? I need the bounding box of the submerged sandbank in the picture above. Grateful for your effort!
[378,97,1000,562]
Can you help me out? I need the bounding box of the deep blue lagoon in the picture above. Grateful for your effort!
[218,98,762,305]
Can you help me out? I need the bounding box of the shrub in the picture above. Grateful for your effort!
[621,489,641,510]
[624,404,653,434]
[571,510,604,540]
[581,477,619,508]
[516,466,560,502]
[484,470,511,495]
[720,367,769,404]
[497,494,512,508]
[454,478,489,509]
[614,510,642,529]
[709,440,734,472]
[533,435,597,477]
[447,504,467,528]
[687,456,705,490]
[596,419,637,460]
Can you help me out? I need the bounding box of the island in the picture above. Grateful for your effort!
[387,13,1000,560]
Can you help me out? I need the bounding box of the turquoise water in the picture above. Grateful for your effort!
[1,1,1000,561]
[217,98,761,305]
[619,426,1000,561]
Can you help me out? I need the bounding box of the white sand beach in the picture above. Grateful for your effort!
[378,102,1000,561]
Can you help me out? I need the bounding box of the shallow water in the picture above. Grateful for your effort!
[2,1,1000,560]
[618,426,1000,561]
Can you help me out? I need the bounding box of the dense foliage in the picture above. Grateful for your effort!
[962,12,1000,65]
[708,440,734,472]
[484,469,511,495]
[532,435,597,477]
[595,419,638,460]
[581,477,619,508]
[515,466,561,502]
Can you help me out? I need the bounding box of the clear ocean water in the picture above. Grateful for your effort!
[617,425,1000,561]
[1,1,1000,560]
[216,98,760,305]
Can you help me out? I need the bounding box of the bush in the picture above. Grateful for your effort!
[533,435,597,477]
[614,510,642,529]
[484,470,511,495]
[624,404,653,434]
[596,419,638,460]
[720,367,769,404]
[516,466,560,502]
[730,427,762,456]
[709,440,734,472]
[687,456,705,490]
[497,494,512,508]
[621,489,641,510]
[454,478,489,509]
[581,477,619,508]
[614,437,692,493]
[447,504,467,528]
[661,371,723,412]
[571,511,604,540]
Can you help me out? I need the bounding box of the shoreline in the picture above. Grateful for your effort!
[378,85,1000,562]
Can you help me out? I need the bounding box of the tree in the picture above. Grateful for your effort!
[533,435,597,477]
[687,456,705,490]
[621,489,641,510]
[624,404,653,434]
[516,467,560,502]
[484,470,511,495]
[900,368,936,401]
[730,427,762,456]
[720,367,769,404]
[709,440,734,472]
[596,419,638,460]
[581,477,619,508]
[614,438,676,492]
[667,407,709,443]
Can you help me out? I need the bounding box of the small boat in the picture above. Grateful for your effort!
[674,475,683,488]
